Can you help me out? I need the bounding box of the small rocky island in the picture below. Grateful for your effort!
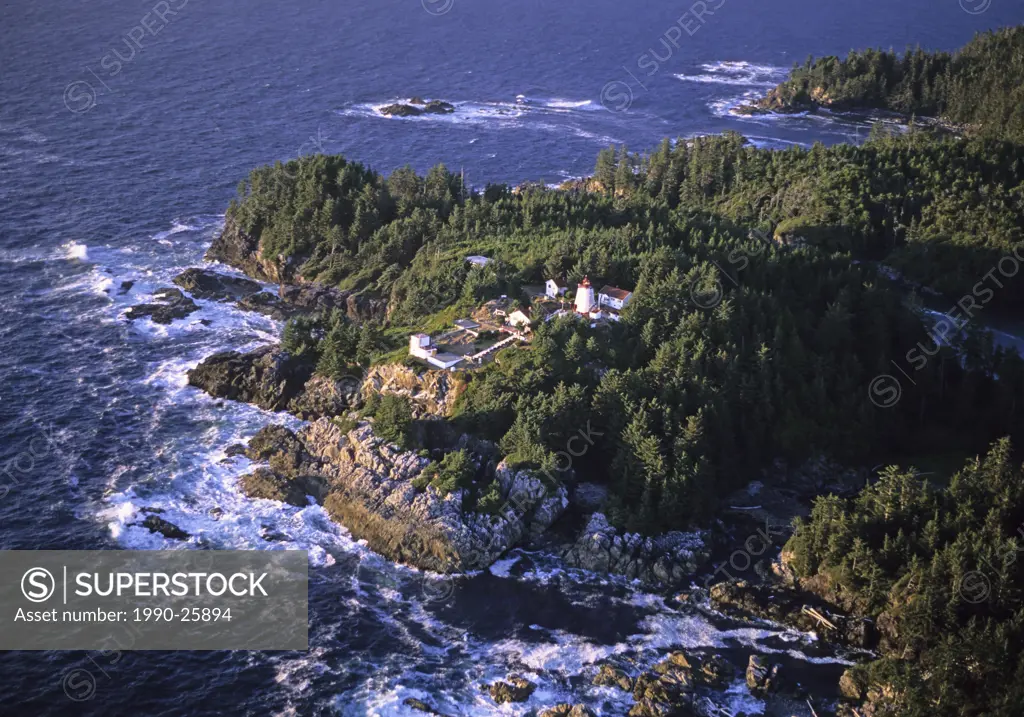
[378,97,456,117]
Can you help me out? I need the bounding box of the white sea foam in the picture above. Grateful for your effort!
[489,555,521,577]
[64,241,90,261]
[675,61,789,88]
[338,97,617,144]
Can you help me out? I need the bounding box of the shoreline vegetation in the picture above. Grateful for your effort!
[735,26,1024,144]
[122,23,1024,716]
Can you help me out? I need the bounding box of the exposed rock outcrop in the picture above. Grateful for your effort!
[239,467,310,507]
[279,283,386,322]
[538,704,595,717]
[379,99,455,117]
[140,514,190,540]
[288,374,362,419]
[186,346,314,412]
[126,287,199,324]
[745,654,782,694]
[188,345,364,420]
[487,675,535,704]
[205,216,290,284]
[204,218,387,321]
[172,268,263,301]
[709,580,876,649]
[593,664,633,692]
[593,651,731,717]
[362,364,464,417]
[233,420,568,571]
[562,513,708,587]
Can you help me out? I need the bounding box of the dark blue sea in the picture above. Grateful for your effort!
[2,0,1021,714]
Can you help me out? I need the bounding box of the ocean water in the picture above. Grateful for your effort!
[2,0,1021,714]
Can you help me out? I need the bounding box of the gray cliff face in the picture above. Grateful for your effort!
[203,218,386,322]
[186,346,314,412]
[235,419,568,572]
[205,216,287,284]
[187,347,361,419]
[362,365,463,418]
[561,513,709,587]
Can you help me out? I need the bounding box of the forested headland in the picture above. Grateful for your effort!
[221,126,1024,535]
[746,25,1024,142]
[203,24,1024,715]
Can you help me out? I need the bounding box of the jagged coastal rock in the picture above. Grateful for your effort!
[288,373,363,419]
[126,287,200,324]
[279,282,386,322]
[204,217,388,320]
[379,99,456,117]
[172,267,263,301]
[709,580,877,649]
[561,513,708,586]
[188,344,469,422]
[592,650,733,716]
[187,346,314,412]
[486,675,536,704]
[233,419,568,571]
[187,346,366,419]
[538,705,595,717]
[362,364,464,417]
[205,216,289,283]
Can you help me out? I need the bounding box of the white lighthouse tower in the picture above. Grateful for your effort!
[574,276,595,315]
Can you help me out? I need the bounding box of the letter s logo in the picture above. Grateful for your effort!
[21,567,55,602]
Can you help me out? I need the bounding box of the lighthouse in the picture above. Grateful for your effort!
[574,276,595,315]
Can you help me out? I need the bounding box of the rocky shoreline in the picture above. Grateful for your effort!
[117,217,883,714]
[733,85,970,137]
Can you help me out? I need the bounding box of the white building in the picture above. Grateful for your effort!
[409,333,463,370]
[545,279,567,298]
[409,333,432,359]
[574,276,596,315]
[598,285,633,321]
[507,308,532,330]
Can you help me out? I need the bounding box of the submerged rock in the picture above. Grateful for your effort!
[224,443,248,458]
[562,513,708,587]
[403,697,451,716]
[487,675,535,704]
[126,287,199,324]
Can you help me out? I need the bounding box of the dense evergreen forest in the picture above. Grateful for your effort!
[786,440,1024,715]
[225,127,1024,534]
[216,24,1024,716]
[752,25,1024,142]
